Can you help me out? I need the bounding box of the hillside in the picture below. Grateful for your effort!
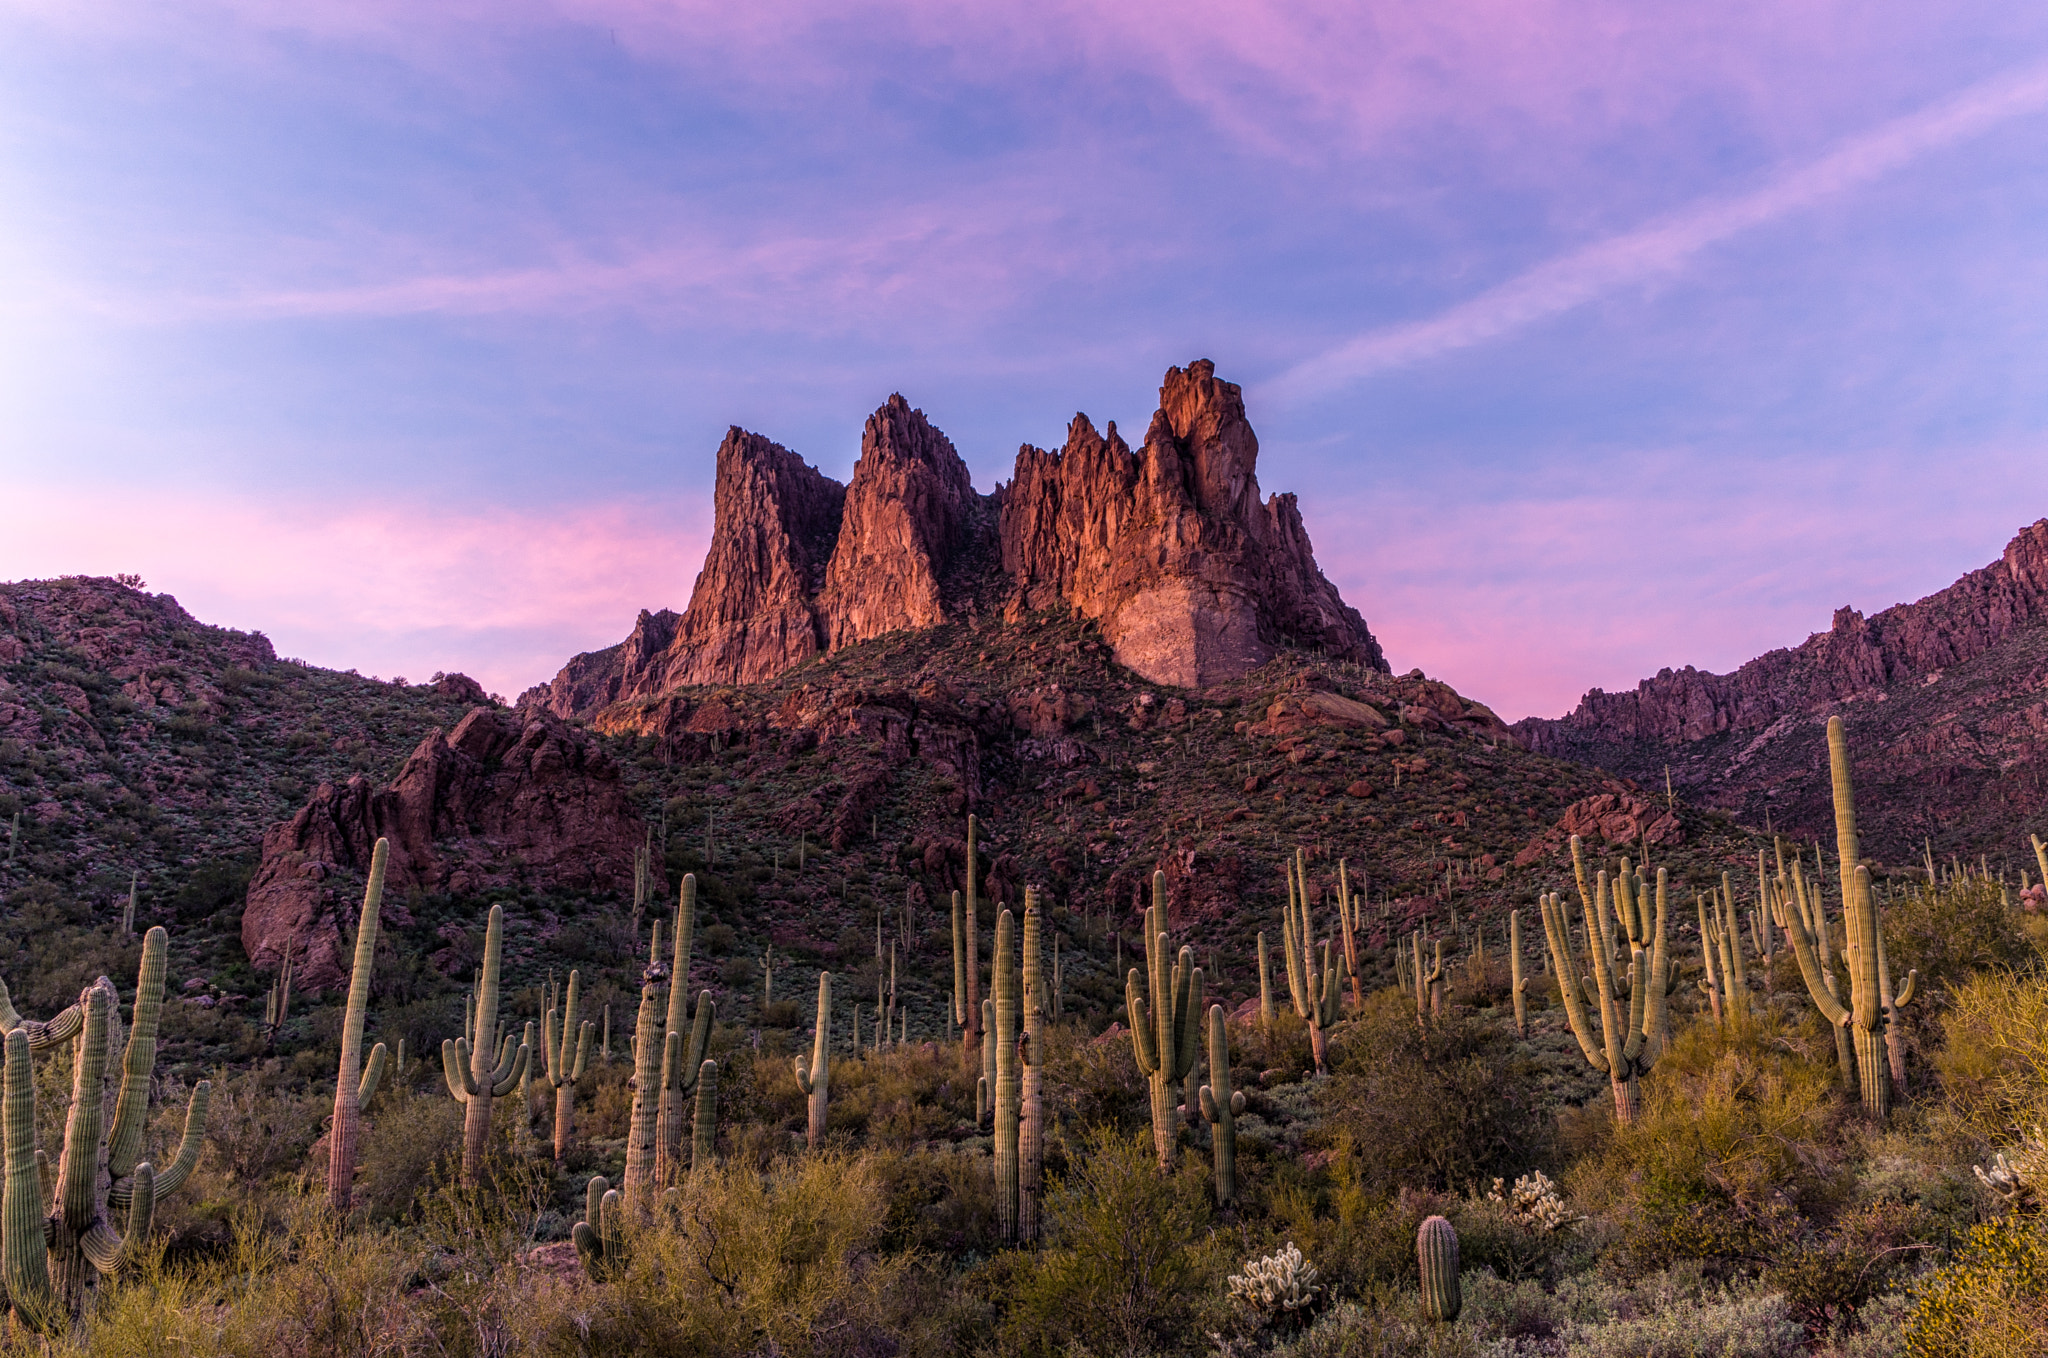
[1514,519,2048,862]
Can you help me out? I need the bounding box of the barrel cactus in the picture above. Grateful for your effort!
[1417,1215,1461,1323]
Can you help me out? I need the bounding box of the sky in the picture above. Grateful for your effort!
[4,2,2048,718]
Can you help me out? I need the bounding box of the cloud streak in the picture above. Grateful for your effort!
[1270,56,2048,400]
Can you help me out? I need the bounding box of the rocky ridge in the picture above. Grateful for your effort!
[1515,519,2048,859]
[521,360,1384,717]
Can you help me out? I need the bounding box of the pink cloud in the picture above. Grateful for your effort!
[0,483,710,700]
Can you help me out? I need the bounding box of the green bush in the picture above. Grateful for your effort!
[1904,1215,2048,1357]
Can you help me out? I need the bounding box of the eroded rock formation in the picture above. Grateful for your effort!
[242,707,650,988]
[523,360,1385,715]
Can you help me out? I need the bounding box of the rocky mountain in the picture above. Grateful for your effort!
[1514,519,2048,861]
[521,360,1385,714]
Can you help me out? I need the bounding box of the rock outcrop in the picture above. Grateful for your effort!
[523,361,1385,715]
[242,707,650,988]
[1001,361,1382,688]
[1513,519,2048,857]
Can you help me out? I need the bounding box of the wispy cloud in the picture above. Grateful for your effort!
[1270,56,2048,401]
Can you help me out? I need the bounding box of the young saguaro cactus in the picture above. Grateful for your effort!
[544,969,595,1163]
[1281,851,1344,1071]
[691,1059,718,1173]
[655,875,715,1186]
[328,837,391,1211]
[1775,716,1918,1120]
[1198,1004,1245,1205]
[1127,871,1203,1170]
[441,904,529,1183]
[572,1174,627,1281]
[959,815,986,1070]
[1256,931,1274,1036]
[992,908,1022,1240]
[2,928,212,1329]
[1509,909,1528,1037]
[794,971,832,1150]
[1417,1216,1462,1323]
[1537,847,1670,1125]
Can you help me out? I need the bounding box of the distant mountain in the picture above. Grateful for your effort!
[1513,520,2048,862]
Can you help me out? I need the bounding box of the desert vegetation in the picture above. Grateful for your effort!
[0,713,2041,1355]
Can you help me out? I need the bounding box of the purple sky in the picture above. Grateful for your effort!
[5,2,2048,717]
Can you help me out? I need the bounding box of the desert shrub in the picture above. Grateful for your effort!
[1904,1214,2048,1357]
[1004,1125,1222,1356]
[201,1070,331,1194]
[354,1085,463,1220]
[873,1145,1002,1257]
[546,1153,935,1357]
[1932,968,2048,1140]
[1576,1013,1844,1275]
[1885,879,2033,998]
[1559,1279,1805,1357]
[1318,988,1550,1194]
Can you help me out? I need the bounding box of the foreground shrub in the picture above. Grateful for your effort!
[1904,1214,2048,1358]
[1933,968,2048,1142]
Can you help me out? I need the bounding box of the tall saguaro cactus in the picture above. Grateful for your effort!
[441,904,528,1182]
[544,970,595,1163]
[2,929,211,1329]
[992,908,1022,1240]
[1127,872,1203,1169]
[328,837,391,1210]
[1256,932,1273,1036]
[1337,860,1364,1011]
[655,875,714,1186]
[1508,909,1528,1037]
[691,1059,718,1173]
[1019,889,1047,1243]
[1281,851,1344,1071]
[622,920,669,1209]
[960,816,985,1068]
[1198,1004,1244,1205]
[794,972,832,1150]
[1537,847,1670,1124]
[1775,716,1917,1120]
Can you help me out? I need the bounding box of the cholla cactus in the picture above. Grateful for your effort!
[1226,1241,1321,1322]
[1975,1127,2048,1211]
[1486,1170,1582,1231]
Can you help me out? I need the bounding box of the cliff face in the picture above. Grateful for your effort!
[1001,362,1383,688]
[1513,519,2048,857]
[241,706,649,988]
[524,360,1386,714]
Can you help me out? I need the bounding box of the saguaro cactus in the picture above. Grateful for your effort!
[1537,851,1670,1124]
[1418,1215,1462,1323]
[1256,932,1274,1036]
[655,875,714,1186]
[992,908,1022,1240]
[1337,860,1364,1011]
[1198,1004,1244,1205]
[691,1060,718,1172]
[544,969,595,1163]
[1020,889,1047,1242]
[441,904,528,1182]
[622,921,669,1209]
[572,1175,627,1281]
[1509,909,1528,1037]
[1127,871,1203,1169]
[960,815,985,1069]
[328,837,390,1210]
[1281,851,1344,1071]
[794,972,831,1150]
[2,929,211,1329]
[1775,717,1918,1120]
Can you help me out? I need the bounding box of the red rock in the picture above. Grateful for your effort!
[241,707,650,989]
[1346,781,1377,798]
[1512,790,1683,868]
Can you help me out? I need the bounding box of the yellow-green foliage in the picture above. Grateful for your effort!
[1004,1126,1222,1356]
[1932,968,2048,1140]
[1904,1215,2048,1358]
[559,1153,936,1357]
[1574,1012,1842,1272]
[1883,879,2033,995]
